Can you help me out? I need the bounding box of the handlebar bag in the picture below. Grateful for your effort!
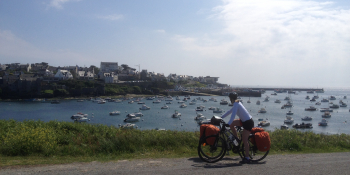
[200,124,220,145]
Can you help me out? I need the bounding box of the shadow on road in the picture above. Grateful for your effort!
[188,157,266,169]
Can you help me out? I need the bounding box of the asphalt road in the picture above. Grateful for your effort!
[1,152,350,175]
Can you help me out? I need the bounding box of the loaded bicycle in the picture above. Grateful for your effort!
[198,116,269,163]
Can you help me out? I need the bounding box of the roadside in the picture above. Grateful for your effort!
[1,152,350,175]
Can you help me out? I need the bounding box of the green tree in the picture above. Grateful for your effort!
[54,89,69,97]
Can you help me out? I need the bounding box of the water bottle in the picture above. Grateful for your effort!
[233,139,239,146]
[229,135,239,146]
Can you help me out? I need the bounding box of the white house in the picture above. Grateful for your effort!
[77,71,94,80]
[54,69,73,80]
[103,72,118,83]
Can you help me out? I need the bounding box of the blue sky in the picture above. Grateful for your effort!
[1,0,350,88]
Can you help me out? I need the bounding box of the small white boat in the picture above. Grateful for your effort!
[128,101,134,104]
[286,110,293,115]
[115,99,122,103]
[147,97,155,100]
[165,96,173,101]
[284,116,294,124]
[124,117,140,122]
[258,108,267,113]
[263,97,269,102]
[121,123,135,128]
[109,111,121,115]
[329,96,336,100]
[275,99,281,103]
[305,106,317,111]
[318,119,328,126]
[195,106,204,111]
[97,100,106,104]
[213,107,223,113]
[194,113,206,120]
[155,128,166,131]
[321,98,329,102]
[139,105,151,110]
[153,100,161,103]
[301,116,312,121]
[322,111,331,118]
[208,106,215,110]
[258,120,270,127]
[71,113,89,122]
[220,99,229,105]
[134,112,144,117]
[189,102,196,105]
[161,105,169,109]
[281,124,289,129]
[180,104,187,108]
[172,110,181,118]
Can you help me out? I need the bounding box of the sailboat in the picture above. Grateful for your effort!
[247,96,251,103]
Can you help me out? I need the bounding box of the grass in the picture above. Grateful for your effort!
[0,119,350,167]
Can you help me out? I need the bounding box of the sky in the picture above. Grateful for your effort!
[0,0,350,88]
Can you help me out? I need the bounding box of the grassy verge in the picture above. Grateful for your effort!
[1,120,350,167]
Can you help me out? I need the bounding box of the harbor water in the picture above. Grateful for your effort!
[1,88,349,135]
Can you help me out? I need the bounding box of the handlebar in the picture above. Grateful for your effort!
[220,119,242,132]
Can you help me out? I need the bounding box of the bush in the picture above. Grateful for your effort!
[0,121,57,156]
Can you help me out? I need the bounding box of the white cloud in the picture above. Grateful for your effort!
[172,0,350,87]
[48,0,81,9]
[97,14,124,21]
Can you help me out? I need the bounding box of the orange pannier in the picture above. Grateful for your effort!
[250,127,271,152]
[200,124,220,145]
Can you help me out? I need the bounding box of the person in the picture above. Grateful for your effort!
[221,92,254,164]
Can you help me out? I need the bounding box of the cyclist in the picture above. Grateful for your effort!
[221,92,254,164]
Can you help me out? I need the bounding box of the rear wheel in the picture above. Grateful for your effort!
[198,135,226,163]
[240,137,269,162]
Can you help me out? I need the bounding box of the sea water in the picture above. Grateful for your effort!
[0,89,349,135]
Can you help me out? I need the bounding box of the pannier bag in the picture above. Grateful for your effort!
[200,124,220,145]
[250,127,271,152]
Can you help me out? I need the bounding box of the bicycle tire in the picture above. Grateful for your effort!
[198,135,226,163]
[240,138,269,162]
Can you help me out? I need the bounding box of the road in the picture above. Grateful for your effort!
[1,152,350,175]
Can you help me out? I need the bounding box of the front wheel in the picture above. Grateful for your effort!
[241,138,269,162]
[198,135,226,163]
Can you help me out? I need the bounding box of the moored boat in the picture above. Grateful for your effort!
[293,123,313,129]
[305,106,317,111]
[284,116,294,124]
[301,116,312,121]
[318,119,328,126]
[258,120,270,127]
[139,105,151,110]
[172,110,181,118]
[109,111,120,115]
